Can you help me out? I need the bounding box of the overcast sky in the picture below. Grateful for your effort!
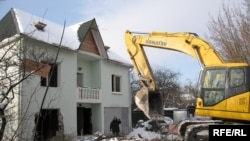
[0,0,244,83]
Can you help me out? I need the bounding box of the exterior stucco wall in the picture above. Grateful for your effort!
[100,60,132,135]
[76,57,101,88]
[101,61,131,107]
[20,41,78,139]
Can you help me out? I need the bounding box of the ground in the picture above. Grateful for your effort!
[78,127,183,141]
[77,117,184,141]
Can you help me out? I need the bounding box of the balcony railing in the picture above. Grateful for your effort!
[77,87,101,103]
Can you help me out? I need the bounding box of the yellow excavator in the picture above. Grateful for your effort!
[125,30,250,140]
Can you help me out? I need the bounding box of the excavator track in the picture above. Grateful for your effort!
[178,120,223,141]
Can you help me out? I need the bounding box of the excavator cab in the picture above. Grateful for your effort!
[135,87,163,119]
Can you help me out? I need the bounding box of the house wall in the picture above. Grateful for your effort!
[90,60,101,87]
[76,56,132,135]
[77,59,92,87]
[91,104,102,133]
[101,61,131,107]
[20,41,78,139]
[76,57,101,88]
[101,60,132,135]
[0,10,18,41]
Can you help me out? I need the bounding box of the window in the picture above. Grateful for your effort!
[230,68,244,87]
[77,73,83,87]
[202,69,226,106]
[41,63,58,87]
[112,75,121,92]
[202,69,226,88]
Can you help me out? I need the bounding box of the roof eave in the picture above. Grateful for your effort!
[105,59,133,68]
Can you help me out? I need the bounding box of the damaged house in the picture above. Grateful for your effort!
[0,8,132,140]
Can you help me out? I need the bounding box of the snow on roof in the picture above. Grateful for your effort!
[13,8,80,50]
[107,50,132,66]
[12,8,131,66]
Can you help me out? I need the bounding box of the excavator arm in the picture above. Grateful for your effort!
[125,30,250,141]
[125,30,224,119]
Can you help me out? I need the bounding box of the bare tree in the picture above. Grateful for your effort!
[206,0,250,63]
[130,65,185,108]
[152,66,183,108]
[0,35,55,140]
[181,79,198,106]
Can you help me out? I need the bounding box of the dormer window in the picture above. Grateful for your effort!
[35,21,47,31]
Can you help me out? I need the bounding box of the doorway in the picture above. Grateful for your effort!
[35,109,59,141]
[77,107,92,135]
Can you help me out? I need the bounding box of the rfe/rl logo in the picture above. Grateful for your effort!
[209,125,250,140]
[213,129,247,136]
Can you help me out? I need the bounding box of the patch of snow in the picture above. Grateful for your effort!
[126,127,161,140]
[163,107,178,111]
[80,135,97,141]
[107,50,131,66]
[126,117,174,140]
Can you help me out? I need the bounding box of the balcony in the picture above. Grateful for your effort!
[77,87,101,103]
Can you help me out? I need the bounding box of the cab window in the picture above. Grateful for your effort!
[230,68,244,87]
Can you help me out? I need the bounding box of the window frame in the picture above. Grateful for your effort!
[229,68,245,88]
[41,63,59,87]
[112,74,121,93]
[77,72,84,87]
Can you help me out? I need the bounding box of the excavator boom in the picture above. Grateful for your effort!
[125,30,225,119]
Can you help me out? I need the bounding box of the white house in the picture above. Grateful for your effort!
[0,8,132,140]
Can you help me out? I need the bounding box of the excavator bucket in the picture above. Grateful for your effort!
[135,87,163,119]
